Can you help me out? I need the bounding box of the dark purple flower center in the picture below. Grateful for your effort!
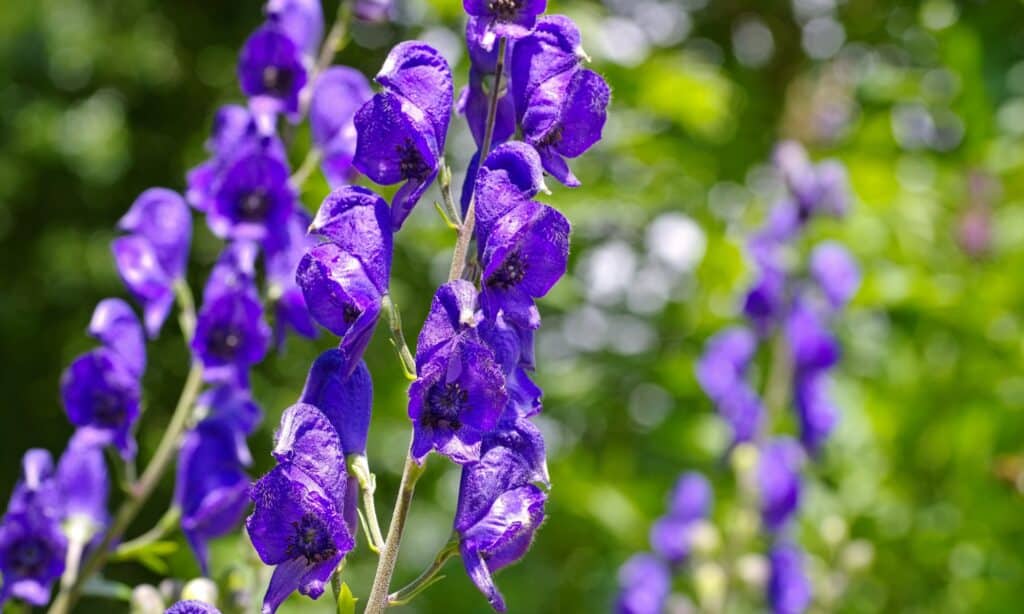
[91,389,126,427]
[485,250,527,290]
[424,382,468,430]
[343,303,362,325]
[396,139,429,180]
[487,0,524,19]
[536,125,564,149]
[286,513,337,564]
[8,537,51,577]
[207,326,243,361]
[237,188,271,222]
[262,65,296,97]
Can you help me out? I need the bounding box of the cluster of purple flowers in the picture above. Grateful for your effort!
[242,0,609,611]
[616,141,859,614]
[616,473,713,614]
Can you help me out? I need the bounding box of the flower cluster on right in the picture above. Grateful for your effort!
[617,141,860,614]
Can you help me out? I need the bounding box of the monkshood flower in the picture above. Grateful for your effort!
[469,142,548,244]
[55,435,110,540]
[510,16,609,186]
[61,299,146,458]
[696,326,757,403]
[248,402,357,613]
[742,259,786,334]
[615,553,671,614]
[238,25,308,117]
[767,543,812,614]
[758,438,804,532]
[265,211,318,349]
[650,472,712,565]
[409,282,507,463]
[480,200,570,329]
[353,42,453,229]
[176,418,252,574]
[773,141,849,221]
[299,186,393,370]
[265,0,323,58]
[353,0,393,22]
[464,0,547,42]
[193,249,271,384]
[786,300,839,373]
[6,450,60,523]
[187,105,286,213]
[309,67,373,187]
[208,151,297,244]
[810,241,860,310]
[298,351,373,456]
[454,445,547,611]
[113,188,192,337]
[0,510,67,607]
[166,600,222,614]
[793,370,837,455]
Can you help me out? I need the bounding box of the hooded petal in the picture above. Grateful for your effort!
[111,235,175,337]
[60,349,141,459]
[273,403,347,502]
[309,66,373,165]
[758,438,804,532]
[375,41,453,147]
[309,186,393,294]
[415,280,480,367]
[238,26,308,116]
[118,188,192,279]
[810,241,859,309]
[88,298,146,376]
[768,543,812,614]
[209,152,296,243]
[266,0,324,56]
[299,352,374,455]
[192,290,271,380]
[56,436,109,532]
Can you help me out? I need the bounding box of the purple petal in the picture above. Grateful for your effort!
[375,41,453,148]
[192,290,271,380]
[415,280,481,367]
[56,437,109,531]
[118,188,192,279]
[768,543,812,614]
[758,438,804,532]
[111,235,174,337]
[209,152,296,243]
[809,241,859,309]
[60,349,141,459]
[353,92,438,186]
[299,352,374,454]
[616,554,670,614]
[238,26,308,116]
[88,298,146,376]
[309,66,372,151]
[309,185,393,294]
[266,0,324,56]
[273,403,347,504]
[510,15,584,116]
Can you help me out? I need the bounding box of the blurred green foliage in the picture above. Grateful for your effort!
[4,0,1024,612]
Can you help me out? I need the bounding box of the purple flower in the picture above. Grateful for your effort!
[208,151,296,244]
[469,142,548,244]
[187,106,285,213]
[166,601,222,614]
[719,385,763,445]
[353,0,393,22]
[266,212,318,349]
[265,0,323,57]
[409,335,507,464]
[308,185,394,294]
[415,280,481,367]
[88,298,146,377]
[794,371,838,454]
[195,384,263,438]
[248,403,356,613]
[767,543,812,614]
[55,435,110,534]
[650,472,712,564]
[0,511,66,607]
[758,438,803,532]
[615,553,670,614]
[353,93,439,230]
[463,0,547,41]
[299,351,374,455]
[309,67,373,186]
[112,236,175,339]
[353,42,453,229]
[6,450,59,522]
[480,201,570,328]
[238,26,308,116]
[176,419,251,574]
[296,243,382,368]
[192,287,271,384]
[454,445,547,612]
[204,241,259,303]
[696,326,756,402]
[773,141,849,220]
[61,349,142,459]
[482,415,549,486]
[743,260,787,334]
[786,300,839,373]
[809,242,859,309]
[118,188,192,281]
[376,42,453,149]
[509,15,585,112]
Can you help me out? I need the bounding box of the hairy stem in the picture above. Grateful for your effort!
[111,505,182,559]
[363,450,426,614]
[448,36,507,282]
[349,454,386,551]
[387,537,459,606]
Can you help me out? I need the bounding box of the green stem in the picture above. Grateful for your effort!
[448,36,507,282]
[173,279,197,341]
[381,295,417,380]
[387,537,459,606]
[111,506,182,559]
[762,331,793,429]
[362,450,427,614]
[289,148,323,189]
[348,455,385,551]
[315,1,353,77]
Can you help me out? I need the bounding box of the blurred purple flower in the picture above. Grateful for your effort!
[238,26,308,116]
[265,0,323,57]
[809,241,859,310]
[767,543,811,614]
[309,67,373,186]
[758,438,803,532]
[615,553,670,614]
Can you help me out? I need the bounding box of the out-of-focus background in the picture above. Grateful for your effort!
[3,0,1024,612]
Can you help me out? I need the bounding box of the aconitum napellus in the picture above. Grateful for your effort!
[5,1,612,612]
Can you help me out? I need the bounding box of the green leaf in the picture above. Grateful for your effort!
[82,576,133,602]
[336,582,358,614]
